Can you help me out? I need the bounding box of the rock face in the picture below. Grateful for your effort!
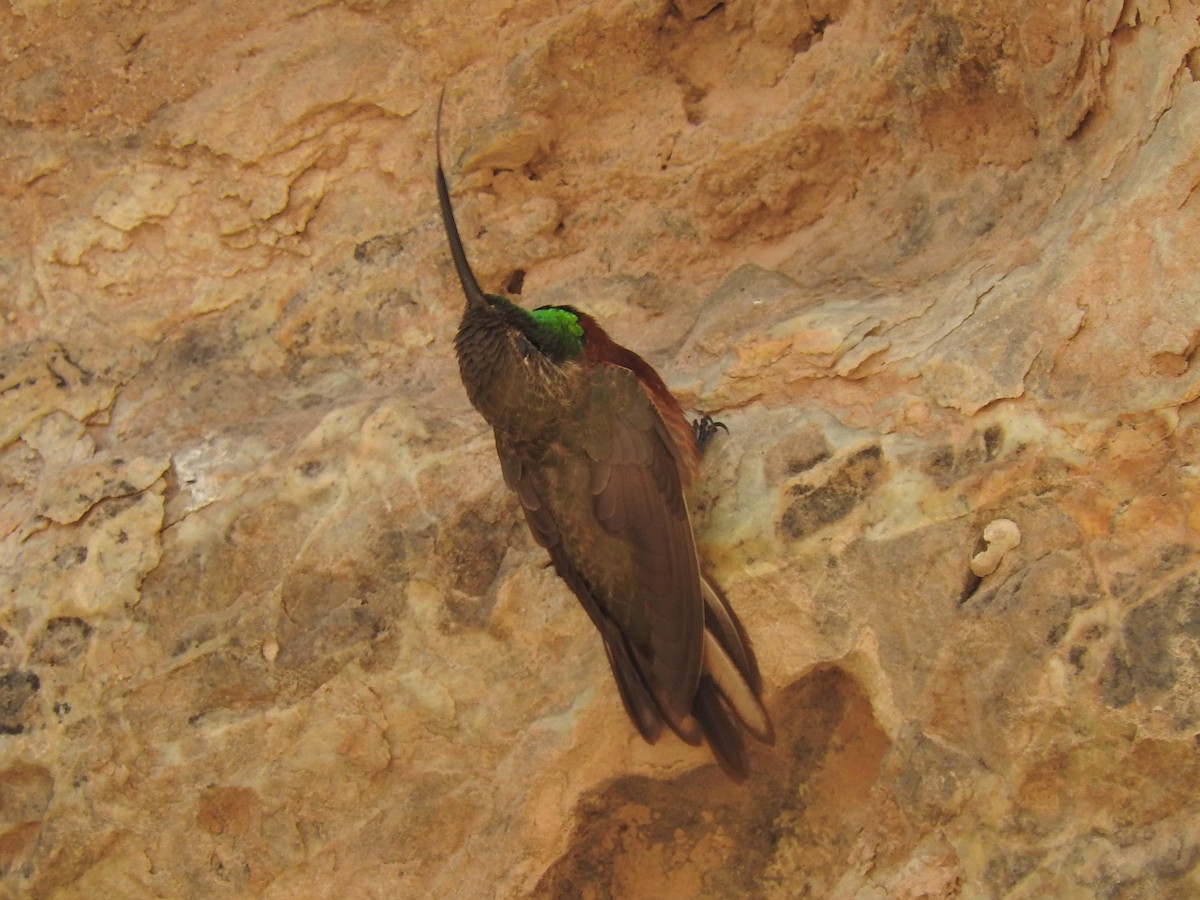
[2,0,1199,896]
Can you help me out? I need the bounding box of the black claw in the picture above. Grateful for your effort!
[692,415,729,453]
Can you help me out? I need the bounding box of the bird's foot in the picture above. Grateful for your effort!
[692,415,729,454]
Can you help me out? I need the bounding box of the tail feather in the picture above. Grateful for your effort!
[602,640,665,744]
[701,576,763,695]
[692,675,751,781]
[692,574,774,778]
[595,571,772,777]
[702,630,774,743]
[602,628,703,746]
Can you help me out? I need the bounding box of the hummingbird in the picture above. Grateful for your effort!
[435,90,773,779]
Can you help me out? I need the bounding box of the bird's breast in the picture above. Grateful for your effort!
[456,324,583,441]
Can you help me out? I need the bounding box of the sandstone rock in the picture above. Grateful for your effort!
[2,0,1199,897]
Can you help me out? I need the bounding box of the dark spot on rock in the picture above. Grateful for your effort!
[767,427,834,482]
[898,195,932,255]
[33,617,94,666]
[443,592,495,632]
[786,446,832,475]
[1100,571,1200,713]
[505,269,526,294]
[983,425,1004,460]
[1067,108,1094,142]
[437,494,514,603]
[923,427,1005,486]
[984,848,1043,895]
[298,460,324,478]
[923,442,983,486]
[1068,591,1098,610]
[886,723,979,824]
[1068,645,1086,673]
[793,13,832,53]
[956,570,983,606]
[172,636,203,657]
[1101,648,1156,708]
[925,446,955,474]
[0,761,54,835]
[54,546,88,569]
[175,328,221,367]
[353,232,405,264]
[0,670,41,734]
[98,495,140,519]
[45,356,69,388]
[779,445,884,541]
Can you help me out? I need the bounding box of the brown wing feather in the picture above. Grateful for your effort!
[493,341,771,775]
[494,365,705,738]
[497,458,686,746]
[574,311,700,484]
[576,366,705,731]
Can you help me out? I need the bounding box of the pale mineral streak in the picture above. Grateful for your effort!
[2,1,1199,898]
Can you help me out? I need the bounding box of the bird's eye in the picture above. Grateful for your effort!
[514,334,534,360]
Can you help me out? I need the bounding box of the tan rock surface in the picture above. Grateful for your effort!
[3,0,1199,896]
